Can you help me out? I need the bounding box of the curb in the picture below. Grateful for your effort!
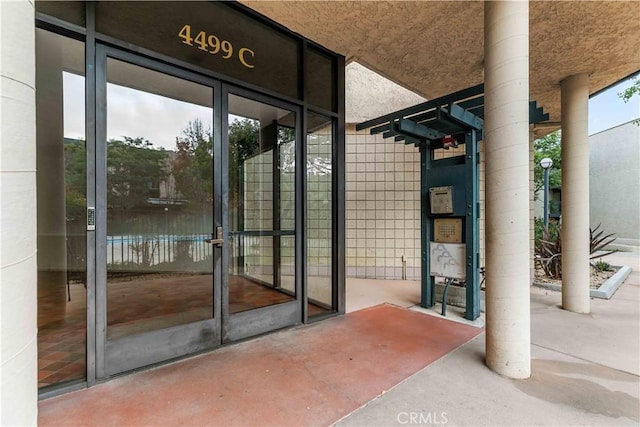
[533,265,632,299]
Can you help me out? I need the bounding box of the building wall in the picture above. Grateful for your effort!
[0,1,39,424]
[345,125,421,280]
[589,120,640,250]
[345,124,487,281]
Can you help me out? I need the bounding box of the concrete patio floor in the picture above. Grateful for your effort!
[339,251,640,426]
[38,252,639,426]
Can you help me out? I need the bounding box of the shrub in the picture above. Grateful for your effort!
[534,221,617,279]
[535,220,562,279]
[592,260,612,272]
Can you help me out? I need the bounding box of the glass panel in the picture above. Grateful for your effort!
[306,113,334,317]
[228,94,296,314]
[96,1,299,99]
[36,29,87,389]
[105,58,214,340]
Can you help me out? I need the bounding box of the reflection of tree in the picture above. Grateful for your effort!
[171,119,213,207]
[64,139,87,223]
[229,118,259,208]
[107,136,168,210]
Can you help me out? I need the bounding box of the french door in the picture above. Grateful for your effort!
[94,47,301,378]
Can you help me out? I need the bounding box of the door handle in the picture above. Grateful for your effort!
[206,226,223,247]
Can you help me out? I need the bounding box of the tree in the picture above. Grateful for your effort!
[533,130,561,197]
[618,76,640,125]
[107,136,168,210]
[64,139,87,223]
[171,119,214,207]
[618,76,640,103]
[228,118,260,209]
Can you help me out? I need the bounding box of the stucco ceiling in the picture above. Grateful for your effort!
[242,1,640,126]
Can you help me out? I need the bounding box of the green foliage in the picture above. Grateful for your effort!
[228,118,260,208]
[535,219,562,279]
[107,136,168,210]
[618,76,640,125]
[533,130,562,197]
[618,77,640,103]
[535,221,618,279]
[229,118,260,162]
[589,223,617,259]
[592,260,611,272]
[172,119,214,207]
[64,139,87,223]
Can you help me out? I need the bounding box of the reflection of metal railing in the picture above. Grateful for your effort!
[106,234,213,268]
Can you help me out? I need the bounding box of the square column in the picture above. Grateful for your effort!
[484,0,531,379]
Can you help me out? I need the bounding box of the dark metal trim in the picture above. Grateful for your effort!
[213,63,224,345]
[273,121,282,289]
[220,85,231,338]
[464,130,480,321]
[38,380,87,401]
[357,83,551,139]
[447,103,484,130]
[419,144,434,308]
[85,0,97,388]
[229,230,295,237]
[300,50,309,323]
[306,310,339,324]
[395,119,446,140]
[94,43,107,379]
[224,300,300,342]
[296,93,306,323]
[335,55,346,315]
[35,12,86,38]
[357,84,485,130]
[104,319,221,377]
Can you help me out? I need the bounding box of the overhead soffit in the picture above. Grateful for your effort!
[242,1,640,125]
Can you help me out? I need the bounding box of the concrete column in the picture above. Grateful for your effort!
[0,1,38,425]
[561,74,590,313]
[484,0,531,379]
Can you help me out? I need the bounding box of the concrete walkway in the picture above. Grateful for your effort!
[38,252,639,425]
[338,251,640,426]
[39,305,481,426]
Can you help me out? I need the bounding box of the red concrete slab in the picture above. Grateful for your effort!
[39,304,482,426]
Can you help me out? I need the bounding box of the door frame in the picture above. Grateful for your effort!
[95,45,223,378]
[221,84,304,342]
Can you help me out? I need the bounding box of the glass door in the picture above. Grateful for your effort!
[222,88,302,341]
[96,47,222,377]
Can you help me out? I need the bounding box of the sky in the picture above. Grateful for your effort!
[64,72,213,150]
[64,72,640,144]
[588,76,640,135]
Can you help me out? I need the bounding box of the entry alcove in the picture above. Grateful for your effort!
[35,0,345,396]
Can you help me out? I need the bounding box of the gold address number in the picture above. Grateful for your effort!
[178,24,255,69]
